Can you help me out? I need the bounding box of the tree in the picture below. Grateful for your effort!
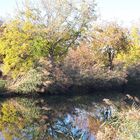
[0,6,47,78]
[0,0,97,79]
[117,27,140,66]
[40,0,97,65]
[92,23,130,70]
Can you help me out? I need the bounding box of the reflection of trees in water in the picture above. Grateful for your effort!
[28,94,140,140]
[46,116,84,140]
[43,111,99,140]
[0,99,30,140]
[0,98,42,140]
[0,93,134,140]
[38,94,129,140]
[33,95,117,140]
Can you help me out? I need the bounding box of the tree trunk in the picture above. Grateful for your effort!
[108,52,113,70]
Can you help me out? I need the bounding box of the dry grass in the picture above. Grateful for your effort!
[96,106,140,140]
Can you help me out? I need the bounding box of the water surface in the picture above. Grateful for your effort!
[0,91,138,140]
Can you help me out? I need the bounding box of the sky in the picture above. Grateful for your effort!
[97,0,140,27]
[0,0,140,27]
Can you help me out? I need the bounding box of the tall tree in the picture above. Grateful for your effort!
[40,0,97,64]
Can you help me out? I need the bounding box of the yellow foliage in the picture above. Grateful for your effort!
[0,100,28,140]
[0,10,47,78]
[116,27,140,66]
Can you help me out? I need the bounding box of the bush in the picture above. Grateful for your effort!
[61,44,127,90]
[9,69,43,94]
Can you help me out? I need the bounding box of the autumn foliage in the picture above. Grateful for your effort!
[0,0,140,93]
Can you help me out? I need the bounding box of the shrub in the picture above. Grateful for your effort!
[9,69,43,94]
[61,44,127,90]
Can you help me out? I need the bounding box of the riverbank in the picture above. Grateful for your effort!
[1,61,140,96]
[0,81,140,98]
